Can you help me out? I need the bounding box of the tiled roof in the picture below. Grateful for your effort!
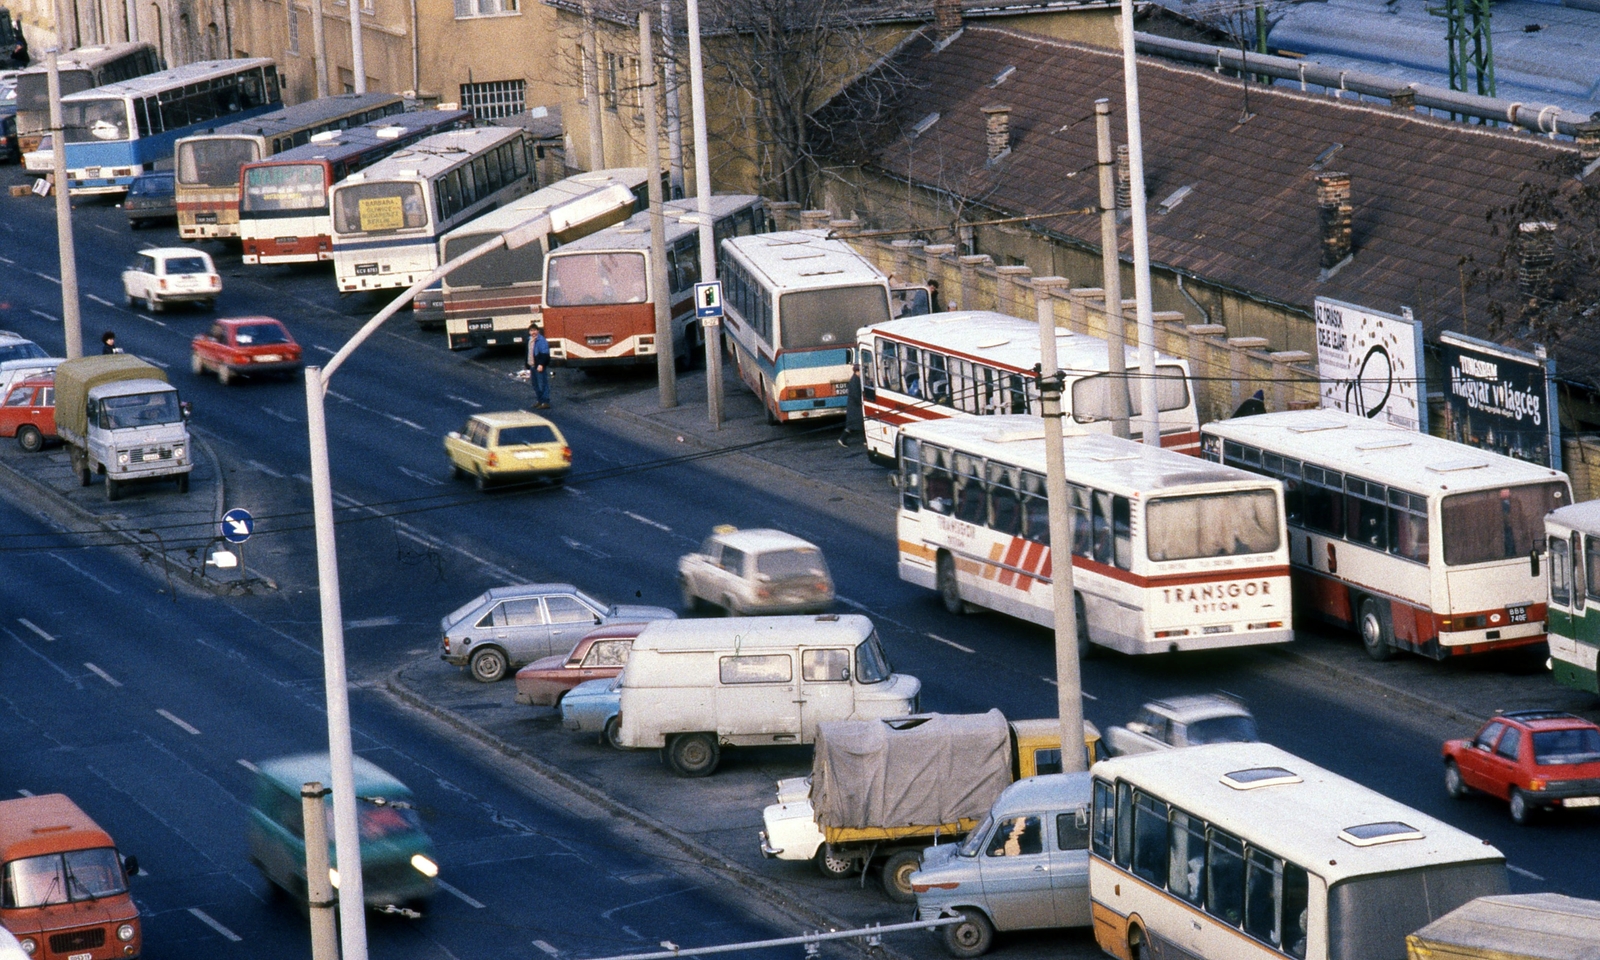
[812,26,1596,385]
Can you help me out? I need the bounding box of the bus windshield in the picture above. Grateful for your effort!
[1146,489,1281,561]
[62,98,131,144]
[334,181,427,234]
[178,137,261,186]
[779,285,890,349]
[1327,861,1507,960]
[1441,481,1568,566]
[242,163,327,212]
[545,252,647,306]
[2,848,128,907]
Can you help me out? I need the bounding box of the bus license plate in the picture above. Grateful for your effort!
[85,167,100,178]
[196,212,217,224]
[1567,796,1600,808]
[70,953,92,960]
[355,263,379,276]
[1506,606,1528,623]
[467,319,492,332]
[277,237,297,245]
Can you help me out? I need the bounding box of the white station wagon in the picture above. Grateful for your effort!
[122,247,221,312]
[678,526,835,615]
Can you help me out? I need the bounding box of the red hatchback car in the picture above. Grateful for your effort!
[0,376,55,451]
[1443,710,1600,824]
[514,624,641,708]
[191,317,303,385]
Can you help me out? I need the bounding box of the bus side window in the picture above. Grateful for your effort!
[1206,829,1246,928]
[1071,485,1092,558]
[903,347,923,399]
[1388,491,1429,563]
[1573,533,1586,612]
[859,348,875,389]
[953,453,987,525]
[1007,374,1029,414]
[900,438,922,512]
[1090,778,1115,859]
[1021,471,1050,545]
[1549,538,1571,607]
[1130,792,1168,886]
[879,341,900,393]
[923,444,954,516]
[1588,536,1600,603]
[1301,465,1344,538]
[987,462,1021,536]
[1113,781,1134,868]
[1345,477,1387,551]
[1113,495,1132,570]
[1092,491,1115,565]
[1167,809,1206,906]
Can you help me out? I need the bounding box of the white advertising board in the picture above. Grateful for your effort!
[1314,297,1427,432]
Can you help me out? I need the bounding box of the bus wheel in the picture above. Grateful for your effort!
[1358,598,1397,662]
[941,909,994,959]
[937,553,972,615]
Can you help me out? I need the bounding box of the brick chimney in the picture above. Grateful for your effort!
[1575,120,1600,165]
[1517,221,1557,300]
[933,0,962,41]
[799,209,831,230]
[1316,172,1353,273]
[982,105,1011,162]
[1115,144,1131,213]
[1389,88,1416,112]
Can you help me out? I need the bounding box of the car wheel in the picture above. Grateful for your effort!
[204,299,217,311]
[1358,597,1397,661]
[666,732,720,777]
[937,553,971,615]
[217,364,233,386]
[72,449,91,487]
[176,473,190,494]
[129,219,142,231]
[680,580,702,614]
[468,647,508,683]
[105,475,120,502]
[451,463,468,481]
[125,290,137,307]
[149,296,163,313]
[813,846,857,879]
[190,353,205,376]
[16,425,43,453]
[474,470,489,492]
[603,716,624,750]
[1509,788,1536,825]
[1444,761,1469,799]
[941,909,995,959]
[881,849,922,904]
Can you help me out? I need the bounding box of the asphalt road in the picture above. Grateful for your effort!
[2,169,1598,960]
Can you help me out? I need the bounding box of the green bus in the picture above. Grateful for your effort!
[1544,501,1600,693]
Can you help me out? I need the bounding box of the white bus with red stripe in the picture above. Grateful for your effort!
[858,311,1201,464]
[897,416,1292,655]
[1201,409,1571,661]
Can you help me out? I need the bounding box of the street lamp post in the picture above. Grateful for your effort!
[684,0,722,428]
[304,222,546,960]
[1117,0,1160,445]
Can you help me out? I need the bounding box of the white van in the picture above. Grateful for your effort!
[616,614,922,776]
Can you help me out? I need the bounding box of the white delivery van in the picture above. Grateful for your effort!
[615,614,921,776]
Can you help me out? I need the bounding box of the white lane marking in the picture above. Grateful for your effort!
[29,309,59,322]
[0,255,12,264]
[84,662,123,687]
[32,270,61,285]
[437,880,485,909]
[624,511,671,532]
[836,595,916,633]
[561,536,609,559]
[390,414,427,431]
[261,407,297,423]
[86,293,119,308]
[17,789,34,796]
[1041,677,1057,686]
[5,628,76,680]
[157,709,201,735]
[599,887,697,920]
[313,344,335,355]
[247,459,286,478]
[50,554,122,594]
[533,940,560,956]
[188,907,243,942]
[1035,677,1096,699]
[18,618,55,642]
[347,616,401,629]
[94,224,121,237]
[927,633,974,654]
[621,926,644,941]
[236,759,259,773]
[563,485,586,497]
[447,394,483,408]
[143,357,170,369]
[1508,865,1545,881]
[140,314,164,326]
[398,466,443,486]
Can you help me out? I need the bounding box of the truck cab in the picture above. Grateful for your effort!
[54,356,192,501]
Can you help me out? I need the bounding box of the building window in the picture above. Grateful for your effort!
[604,53,619,110]
[460,80,526,121]
[287,5,300,55]
[453,0,517,17]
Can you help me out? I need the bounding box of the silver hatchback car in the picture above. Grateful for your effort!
[440,583,675,682]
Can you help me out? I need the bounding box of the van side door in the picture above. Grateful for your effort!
[797,648,853,742]
[1048,805,1092,926]
[713,652,801,743]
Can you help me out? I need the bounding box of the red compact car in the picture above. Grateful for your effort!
[514,624,642,708]
[1443,709,1600,824]
[0,376,56,452]
[191,317,303,385]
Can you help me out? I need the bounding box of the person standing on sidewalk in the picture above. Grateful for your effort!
[527,320,552,410]
[838,363,863,447]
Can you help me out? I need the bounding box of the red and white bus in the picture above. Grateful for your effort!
[898,415,1292,655]
[859,310,1201,462]
[1202,409,1571,660]
[539,194,768,368]
[238,108,472,265]
[439,168,649,351]
[175,92,405,240]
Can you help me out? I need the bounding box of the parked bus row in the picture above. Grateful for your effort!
[13,41,163,154]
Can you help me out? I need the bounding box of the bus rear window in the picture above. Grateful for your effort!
[1327,861,1507,960]
[1441,481,1568,566]
[545,252,647,306]
[1146,489,1281,561]
[779,285,891,350]
[1071,365,1190,422]
[178,137,261,186]
[444,236,544,290]
[334,181,427,234]
[243,163,327,212]
[61,97,130,144]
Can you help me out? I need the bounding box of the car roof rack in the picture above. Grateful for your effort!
[1498,709,1581,723]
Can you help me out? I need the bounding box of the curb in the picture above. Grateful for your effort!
[382,664,916,960]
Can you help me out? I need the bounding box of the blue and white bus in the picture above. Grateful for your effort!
[58,58,280,195]
[720,230,891,423]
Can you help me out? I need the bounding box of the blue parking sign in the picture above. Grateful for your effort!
[694,281,724,319]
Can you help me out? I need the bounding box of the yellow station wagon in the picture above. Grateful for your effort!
[445,411,571,489]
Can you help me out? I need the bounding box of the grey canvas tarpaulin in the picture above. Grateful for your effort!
[1408,893,1600,960]
[810,711,1013,830]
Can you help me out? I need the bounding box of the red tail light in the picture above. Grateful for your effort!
[561,446,572,461]
[487,452,499,467]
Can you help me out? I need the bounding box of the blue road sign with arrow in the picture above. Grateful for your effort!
[222,508,254,544]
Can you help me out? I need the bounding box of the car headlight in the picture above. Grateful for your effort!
[117,924,136,942]
[19,937,36,955]
[410,854,439,878]
[173,444,185,460]
[117,451,130,465]
[329,867,340,889]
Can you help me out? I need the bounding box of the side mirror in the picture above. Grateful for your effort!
[447,431,461,440]
[122,854,138,877]
[1531,548,1541,577]
[594,615,603,625]
[180,400,192,421]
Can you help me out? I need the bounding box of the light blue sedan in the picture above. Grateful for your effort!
[561,676,621,748]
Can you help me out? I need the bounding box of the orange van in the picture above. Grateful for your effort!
[0,794,141,959]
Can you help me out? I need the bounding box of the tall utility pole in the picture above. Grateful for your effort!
[641,10,675,408]
[349,0,366,92]
[1094,98,1130,440]
[659,0,685,196]
[301,782,338,960]
[47,49,84,360]
[1117,0,1160,445]
[311,0,330,98]
[582,0,604,169]
[686,0,722,427]
[1037,286,1087,772]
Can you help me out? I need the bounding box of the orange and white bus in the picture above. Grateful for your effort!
[0,793,142,960]
[859,311,1201,463]
[897,415,1291,655]
[1202,409,1571,660]
[175,92,405,240]
[439,168,649,351]
[540,194,768,368]
[1089,742,1507,960]
[238,108,472,265]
